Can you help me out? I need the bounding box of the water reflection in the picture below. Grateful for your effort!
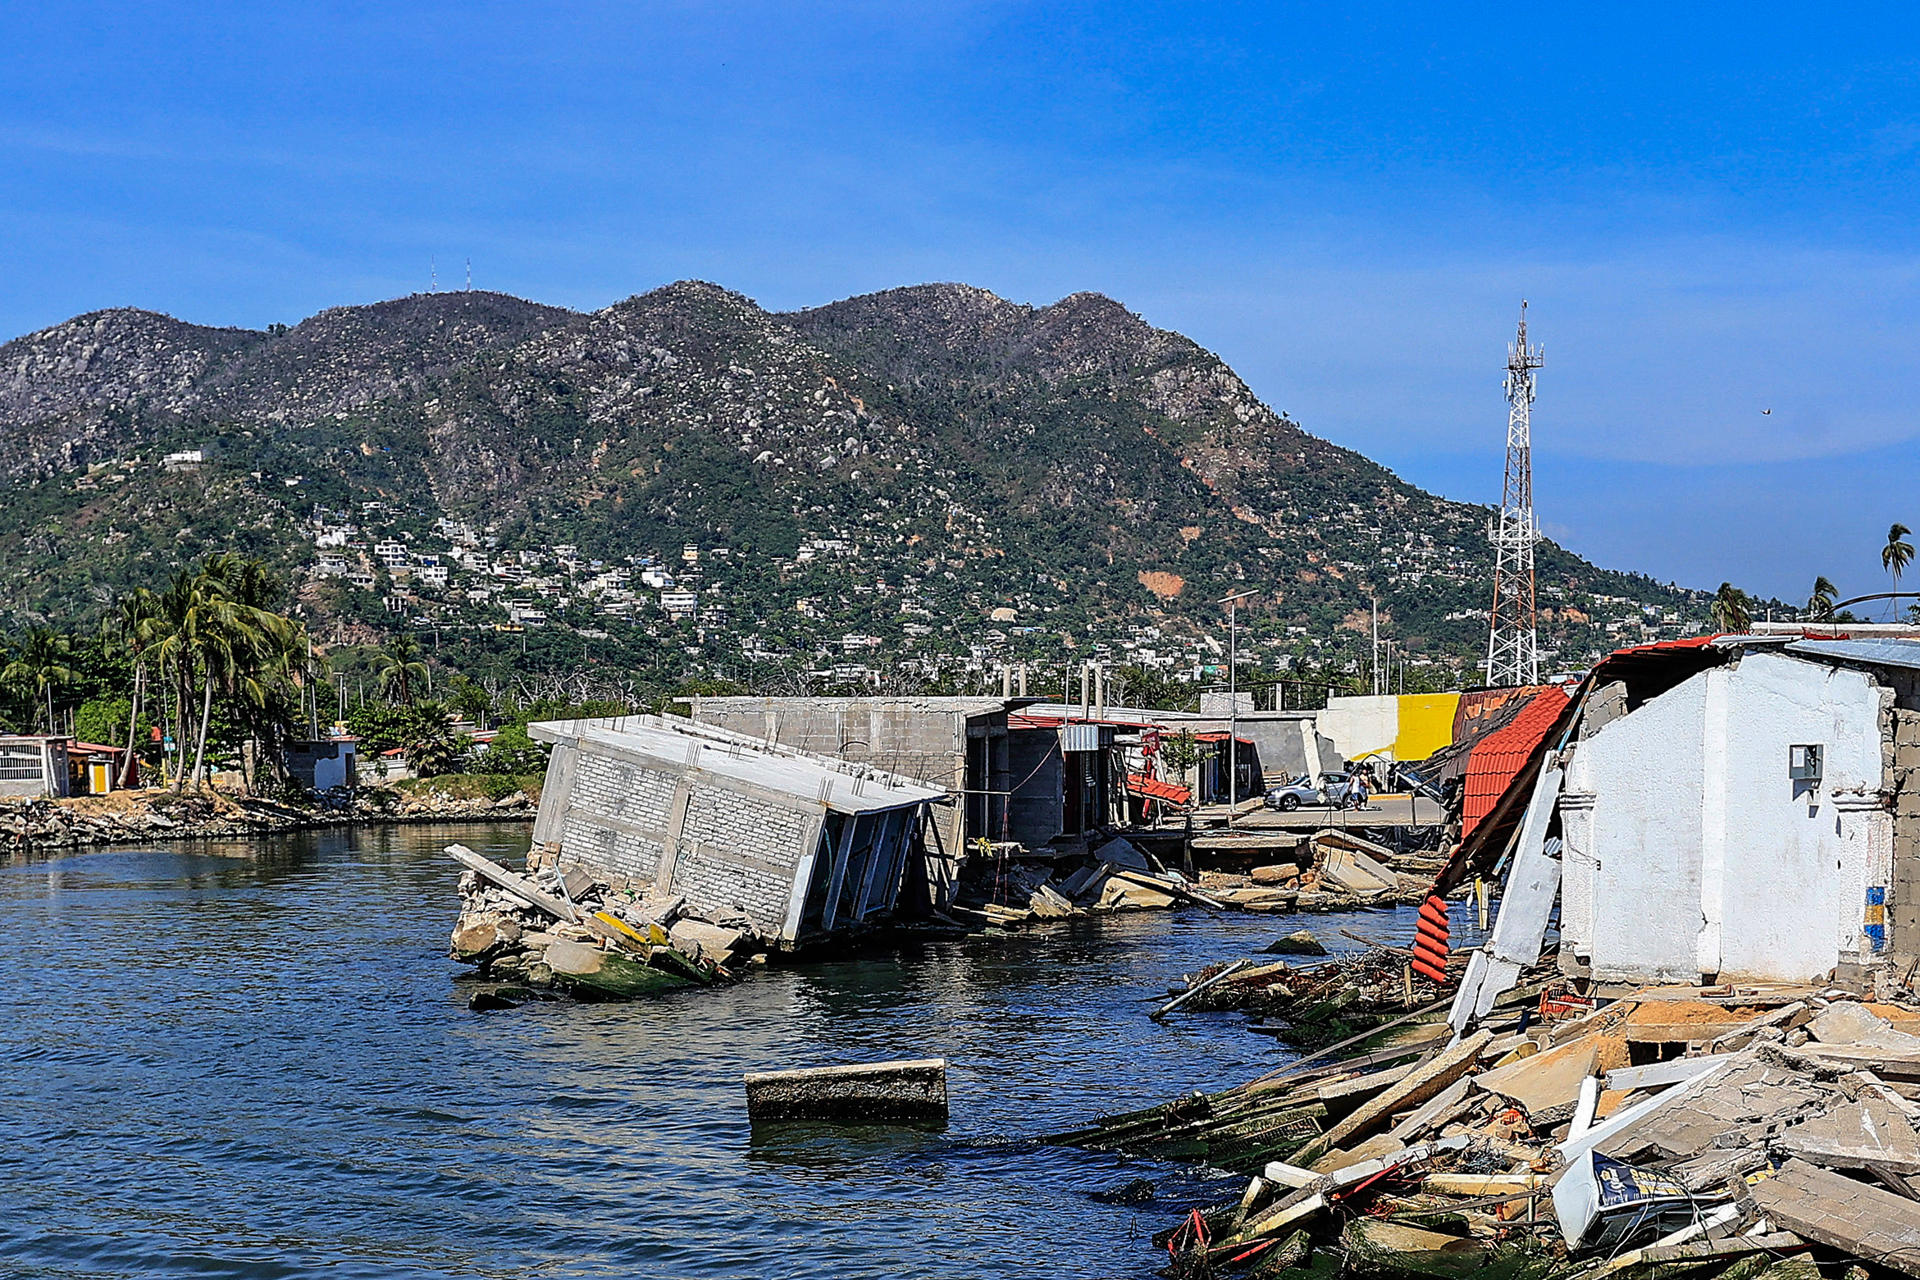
[1,824,1463,1280]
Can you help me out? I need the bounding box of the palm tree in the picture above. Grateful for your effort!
[198,555,302,793]
[108,589,160,786]
[446,676,494,730]
[404,703,468,777]
[1887,524,1915,618]
[2,628,78,732]
[1807,576,1838,622]
[1709,583,1753,634]
[377,634,430,707]
[152,555,303,792]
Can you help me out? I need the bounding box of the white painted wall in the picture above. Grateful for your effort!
[1565,652,1889,985]
[1569,672,1707,983]
[1318,695,1398,762]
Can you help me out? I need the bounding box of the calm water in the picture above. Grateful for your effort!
[0,824,1440,1280]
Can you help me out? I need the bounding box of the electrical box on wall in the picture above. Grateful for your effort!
[1790,744,1824,796]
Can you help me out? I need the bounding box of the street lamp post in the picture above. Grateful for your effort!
[1219,589,1258,829]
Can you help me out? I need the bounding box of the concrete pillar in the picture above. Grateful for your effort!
[1558,790,1597,970]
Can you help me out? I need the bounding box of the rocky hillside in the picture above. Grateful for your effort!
[0,282,1701,680]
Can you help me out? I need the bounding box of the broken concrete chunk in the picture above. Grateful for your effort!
[743,1058,947,1124]
[1753,1158,1920,1277]
[1318,847,1396,895]
[1475,1035,1597,1120]
[669,918,746,963]
[1777,1095,1920,1173]
[1810,1001,1920,1052]
[1264,930,1328,956]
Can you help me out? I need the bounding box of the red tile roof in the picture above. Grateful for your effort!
[1459,685,1572,839]
[1127,773,1193,805]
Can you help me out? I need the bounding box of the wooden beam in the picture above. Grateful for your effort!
[447,844,579,922]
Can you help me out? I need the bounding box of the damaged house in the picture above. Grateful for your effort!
[529,715,947,946]
[1448,634,1920,1003]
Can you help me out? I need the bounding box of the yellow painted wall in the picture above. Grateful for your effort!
[1392,693,1461,762]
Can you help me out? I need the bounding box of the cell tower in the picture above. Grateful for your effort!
[1486,301,1544,687]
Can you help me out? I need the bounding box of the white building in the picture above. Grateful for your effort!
[1560,648,1890,985]
[1455,636,1920,999]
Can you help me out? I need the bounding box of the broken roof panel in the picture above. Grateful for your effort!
[1460,686,1573,840]
[1126,774,1192,805]
[1785,637,1920,671]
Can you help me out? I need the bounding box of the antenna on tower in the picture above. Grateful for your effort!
[465,258,472,291]
[431,256,438,293]
[1486,300,1544,687]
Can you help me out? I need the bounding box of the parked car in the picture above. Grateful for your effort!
[1264,771,1370,812]
[1264,774,1324,811]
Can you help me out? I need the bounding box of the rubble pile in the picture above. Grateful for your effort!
[1,786,534,851]
[1056,977,1920,1279]
[447,842,756,1005]
[1166,944,1443,1047]
[954,831,1424,928]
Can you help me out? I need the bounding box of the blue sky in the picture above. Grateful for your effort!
[4,2,1919,602]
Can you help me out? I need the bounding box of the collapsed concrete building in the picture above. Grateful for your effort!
[529,715,946,945]
[680,695,1009,866]
[1444,634,1920,1007]
[681,694,1138,849]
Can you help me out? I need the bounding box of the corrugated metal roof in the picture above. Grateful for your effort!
[1459,686,1572,839]
[1785,638,1920,671]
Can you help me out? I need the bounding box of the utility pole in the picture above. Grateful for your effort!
[1220,589,1257,828]
[1371,597,1380,696]
[1487,301,1544,687]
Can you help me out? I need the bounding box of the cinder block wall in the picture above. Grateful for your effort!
[540,741,825,938]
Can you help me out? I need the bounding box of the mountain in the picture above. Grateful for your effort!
[0,281,1701,686]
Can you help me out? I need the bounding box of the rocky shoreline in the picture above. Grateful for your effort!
[0,786,535,851]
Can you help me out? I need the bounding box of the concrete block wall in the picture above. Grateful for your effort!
[558,813,665,887]
[670,785,817,933]
[571,753,676,830]
[1890,706,1920,953]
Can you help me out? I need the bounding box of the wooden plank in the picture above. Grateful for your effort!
[1386,1076,1472,1142]
[1111,867,1227,910]
[448,844,579,922]
[1423,1172,1542,1196]
[1302,1032,1493,1161]
[1317,1061,1417,1105]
